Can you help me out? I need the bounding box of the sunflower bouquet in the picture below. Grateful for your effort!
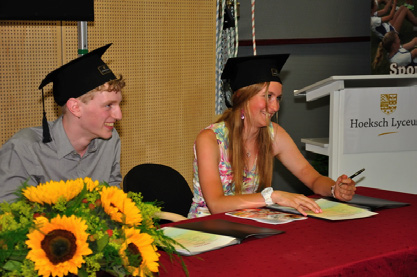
[0,177,182,277]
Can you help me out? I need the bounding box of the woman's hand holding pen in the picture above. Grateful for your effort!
[333,168,364,201]
[333,174,356,201]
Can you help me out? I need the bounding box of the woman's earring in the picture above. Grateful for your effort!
[241,110,245,120]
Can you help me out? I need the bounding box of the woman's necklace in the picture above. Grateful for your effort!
[245,142,255,158]
[245,153,257,172]
[244,133,257,159]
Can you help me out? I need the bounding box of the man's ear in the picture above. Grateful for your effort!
[66,98,82,117]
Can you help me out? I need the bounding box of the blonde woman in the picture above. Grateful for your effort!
[188,55,356,218]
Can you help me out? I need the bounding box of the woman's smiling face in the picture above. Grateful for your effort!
[247,81,282,128]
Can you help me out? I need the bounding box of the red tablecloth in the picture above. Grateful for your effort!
[157,187,417,277]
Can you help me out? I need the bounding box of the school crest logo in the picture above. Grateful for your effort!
[98,64,112,75]
[380,94,397,115]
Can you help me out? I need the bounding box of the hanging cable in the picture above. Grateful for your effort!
[234,0,239,57]
[215,0,226,114]
[251,0,256,55]
[216,0,240,114]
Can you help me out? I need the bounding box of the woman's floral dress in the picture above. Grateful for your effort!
[188,121,274,218]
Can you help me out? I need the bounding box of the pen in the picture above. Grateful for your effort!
[349,168,365,179]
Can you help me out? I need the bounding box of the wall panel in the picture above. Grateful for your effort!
[0,0,216,188]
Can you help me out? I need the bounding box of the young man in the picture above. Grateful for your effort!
[0,44,125,202]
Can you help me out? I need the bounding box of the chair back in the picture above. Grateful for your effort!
[123,163,193,218]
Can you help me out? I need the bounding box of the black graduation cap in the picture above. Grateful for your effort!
[39,43,116,143]
[39,43,116,106]
[221,54,289,92]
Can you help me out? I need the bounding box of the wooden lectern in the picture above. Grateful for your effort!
[295,75,417,194]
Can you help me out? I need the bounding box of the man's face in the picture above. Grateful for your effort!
[78,90,122,140]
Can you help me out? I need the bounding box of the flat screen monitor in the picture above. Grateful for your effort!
[0,0,94,21]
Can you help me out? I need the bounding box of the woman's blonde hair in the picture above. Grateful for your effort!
[217,82,274,194]
[373,31,397,69]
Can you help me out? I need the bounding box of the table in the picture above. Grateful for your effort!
[157,187,417,277]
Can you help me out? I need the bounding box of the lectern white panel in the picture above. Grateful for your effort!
[296,75,417,194]
[343,87,417,154]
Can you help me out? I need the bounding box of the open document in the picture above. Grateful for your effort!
[162,219,284,255]
[269,198,378,220]
[162,227,239,256]
[226,208,307,224]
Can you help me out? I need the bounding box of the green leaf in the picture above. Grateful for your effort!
[3,260,22,271]
[97,234,109,252]
[66,184,88,213]
[77,267,89,277]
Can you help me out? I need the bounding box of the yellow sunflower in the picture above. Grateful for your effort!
[83,177,100,191]
[26,215,92,277]
[100,186,143,226]
[119,227,160,276]
[23,179,85,205]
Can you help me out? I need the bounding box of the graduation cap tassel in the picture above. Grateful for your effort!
[41,88,52,143]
